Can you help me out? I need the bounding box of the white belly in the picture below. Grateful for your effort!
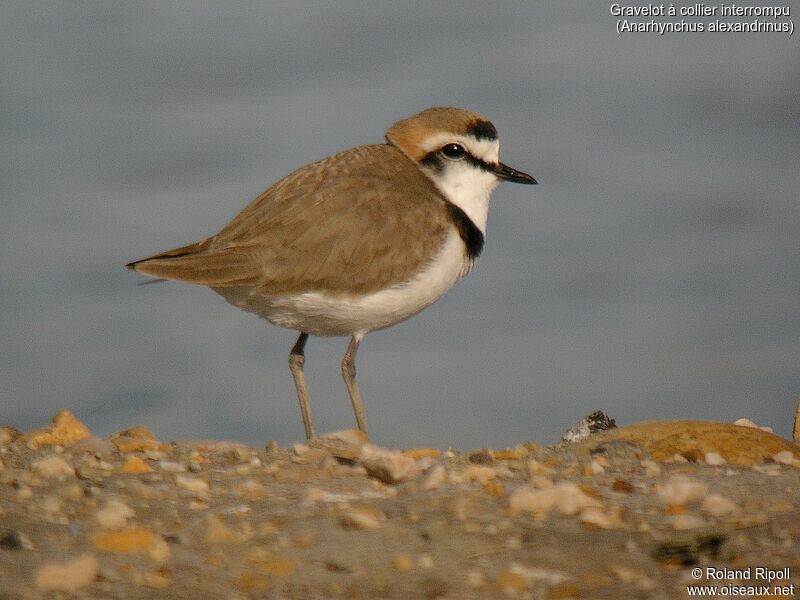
[214,230,474,337]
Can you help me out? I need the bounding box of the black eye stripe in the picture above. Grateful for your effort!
[420,149,497,174]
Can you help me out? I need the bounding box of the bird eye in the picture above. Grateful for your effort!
[440,143,466,160]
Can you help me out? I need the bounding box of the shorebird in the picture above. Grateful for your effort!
[127,107,536,439]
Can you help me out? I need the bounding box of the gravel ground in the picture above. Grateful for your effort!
[1,411,799,599]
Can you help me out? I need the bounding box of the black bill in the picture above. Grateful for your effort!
[492,162,537,185]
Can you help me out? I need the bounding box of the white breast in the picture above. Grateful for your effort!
[215,229,473,337]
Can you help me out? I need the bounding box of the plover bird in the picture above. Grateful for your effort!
[127,107,536,439]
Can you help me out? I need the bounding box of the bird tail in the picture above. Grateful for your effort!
[126,239,258,287]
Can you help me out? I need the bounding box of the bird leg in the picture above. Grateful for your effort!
[288,332,315,439]
[341,334,368,435]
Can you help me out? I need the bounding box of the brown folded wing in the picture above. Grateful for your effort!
[127,144,453,297]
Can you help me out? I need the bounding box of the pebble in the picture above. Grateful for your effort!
[0,530,34,550]
[610,565,656,591]
[0,425,22,445]
[640,459,661,477]
[733,418,773,433]
[35,553,98,592]
[700,493,738,517]
[93,527,155,551]
[158,461,187,473]
[392,554,414,572]
[244,547,295,575]
[772,450,800,467]
[95,499,135,530]
[656,476,709,505]
[611,479,634,493]
[704,451,727,465]
[32,455,75,480]
[360,444,421,484]
[451,465,496,484]
[508,482,603,516]
[668,514,708,530]
[68,436,115,460]
[204,514,247,545]
[421,464,448,490]
[579,506,624,529]
[175,474,209,496]
[121,456,152,474]
[22,410,91,448]
[339,506,384,530]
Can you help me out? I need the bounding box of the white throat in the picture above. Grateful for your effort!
[427,162,500,234]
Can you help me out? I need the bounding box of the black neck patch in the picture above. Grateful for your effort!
[467,119,498,141]
[445,202,484,262]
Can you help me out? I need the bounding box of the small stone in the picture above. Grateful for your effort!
[22,410,90,447]
[611,479,634,493]
[92,528,169,564]
[584,460,605,475]
[204,515,242,545]
[421,464,448,490]
[656,476,709,505]
[610,565,656,591]
[233,478,265,500]
[527,459,555,476]
[67,436,115,460]
[0,425,22,445]
[159,461,187,473]
[467,448,494,464]
[701,493,738,517]
[176,474,209,496]
[291,529,317,549]
[112,437,167,453]
[32,455,75,480]
[580,506,624,529]
[35,553,98,592]
[733,417,772,432]
[392,554,414,572]
[492,446,529,460]
[42,495,65,522]
[418,553,434,569]
[340,506,383,530]
[482,480,506,497]
[640,459,661,477]
[704,451,727,465]
[466,569,487,589]
[292,442,310,456]
[95,499,135,530]
[113,426,157,440]
[143,572,171,589]
[121,456,151,474]
[245,547,294,575]
[668,514,708,530]
[360,444,421,484]
[235,573,272,593]
[497,568,528,594]
[772,450,800,467]
[509,482,603,516]
[453,465,496,484]
[734,417,760,428]
[560,410,617,444]
[0,530,34,550]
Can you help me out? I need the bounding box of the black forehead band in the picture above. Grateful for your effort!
[466,119,498,141]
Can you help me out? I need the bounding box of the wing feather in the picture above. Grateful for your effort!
[128,144,454,295]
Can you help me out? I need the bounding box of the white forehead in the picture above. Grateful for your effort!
[419,133,500,164]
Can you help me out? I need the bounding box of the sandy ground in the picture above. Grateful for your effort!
[1,411,799,599]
